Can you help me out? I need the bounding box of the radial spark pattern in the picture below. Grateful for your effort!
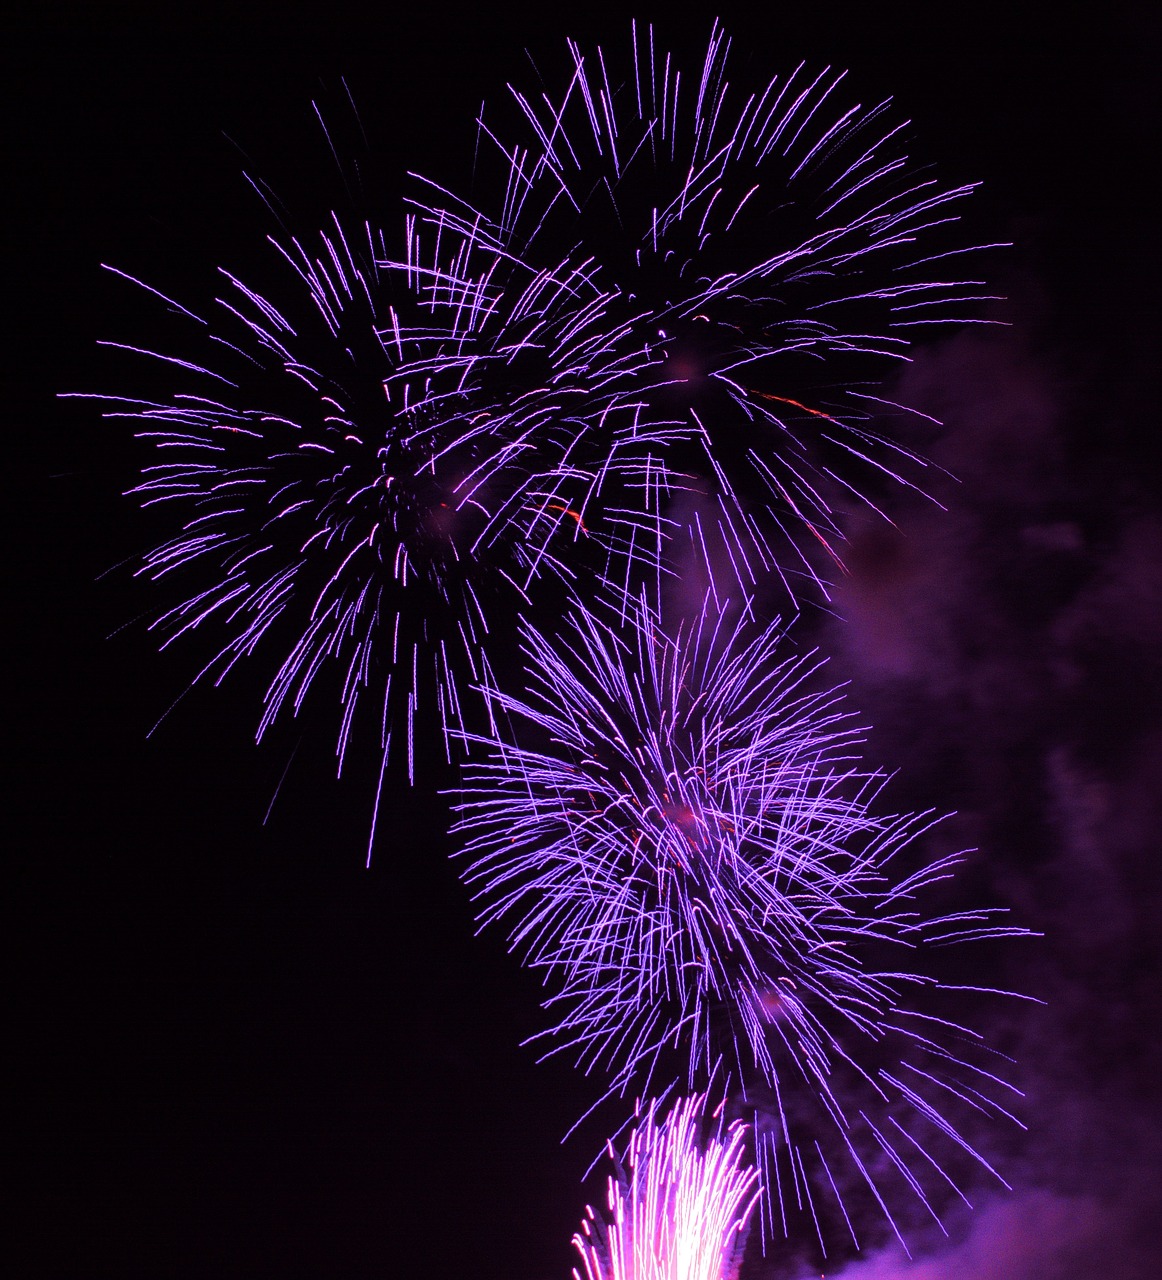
[76,24,1027,1257]
[81,200,690,838]
[454,593,1028,1251]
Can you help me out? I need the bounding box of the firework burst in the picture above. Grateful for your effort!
[408,21,1002,604]
[572,1095,759,1280]
[78,180,694,844]
[453,592,1029,1253]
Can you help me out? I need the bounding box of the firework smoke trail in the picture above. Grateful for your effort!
[572,1095,759,1280]
[453,591,1030,1255]
[408,20,1003,607]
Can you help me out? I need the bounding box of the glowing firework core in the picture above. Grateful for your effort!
[572,1096,759,1280]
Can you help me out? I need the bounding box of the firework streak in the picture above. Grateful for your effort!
[82,210,689,848]
[80,20,1002,807]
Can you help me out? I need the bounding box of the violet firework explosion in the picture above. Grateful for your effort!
[82,203,683,848]
[409,20,1002,606]
[453,592,1029,1255]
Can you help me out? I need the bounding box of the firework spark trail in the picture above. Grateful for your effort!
[406,21,1004,607]
[572,1095,759,1280]
[453,591,1030,1253]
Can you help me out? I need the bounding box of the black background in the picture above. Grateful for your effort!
[9,3,1159,1277]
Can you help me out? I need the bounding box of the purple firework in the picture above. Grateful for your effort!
[410,21,1002,605]
[452,592,1029,1254]
[79,186,689,845]
[572,1094,759,1280]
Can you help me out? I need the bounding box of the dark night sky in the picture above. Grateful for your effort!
[9,3,1160,1277]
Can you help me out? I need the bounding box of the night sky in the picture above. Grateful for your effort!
[10,3,1160,1277]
